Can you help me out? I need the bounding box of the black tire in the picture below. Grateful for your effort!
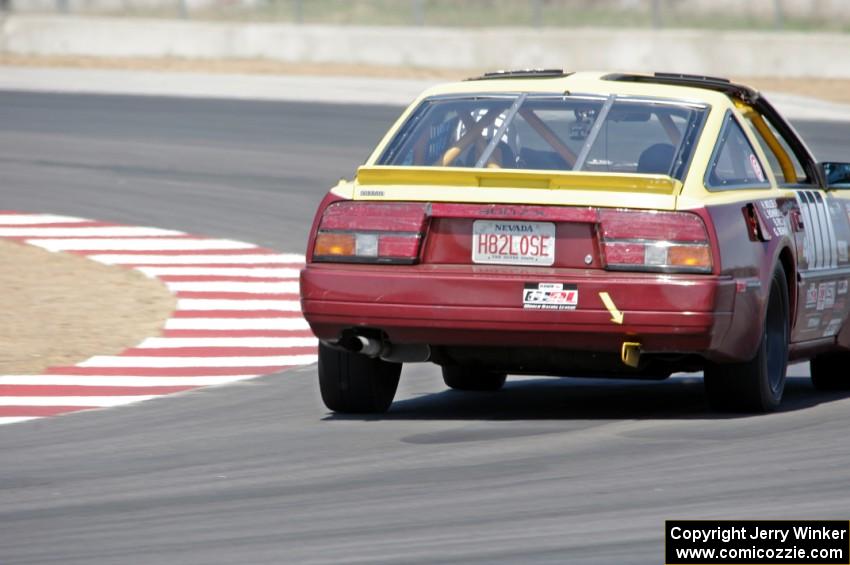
[811,351,850,390]
[442,365,507,391]
[704,265,789,412]
[318,343,401,414]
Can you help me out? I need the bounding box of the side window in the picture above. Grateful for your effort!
[706,114,770,190]
[744,111,811,186]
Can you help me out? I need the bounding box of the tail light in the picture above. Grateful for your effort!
[313,202,428,264]
[598,209,713,273]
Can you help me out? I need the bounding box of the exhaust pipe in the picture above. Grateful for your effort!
[338,334,430,363]
[621,341,642,368]
[339,334,385,356]
[354,335,383,357]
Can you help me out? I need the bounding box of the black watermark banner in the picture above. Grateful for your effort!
[666,520,850,564]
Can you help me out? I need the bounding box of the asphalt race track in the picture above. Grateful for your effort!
[2,91,850,564]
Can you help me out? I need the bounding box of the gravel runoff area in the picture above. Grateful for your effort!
[3,54,850,105]
[0,239,176,375]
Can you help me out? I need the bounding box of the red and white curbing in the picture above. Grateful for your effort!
[0,211,317,426]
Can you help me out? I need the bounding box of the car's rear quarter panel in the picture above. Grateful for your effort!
[700,195,796,361]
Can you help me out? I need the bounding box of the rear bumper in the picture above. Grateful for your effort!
[300,264,737,355]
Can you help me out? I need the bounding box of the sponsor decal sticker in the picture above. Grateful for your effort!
[816,282,837,311]
[806,315,822,329]
[826,282,837,310]
[523,282,578,310]
[806,283,819,308]
[838,279,849,295]
[757,199,788,237]
[749,154,765,182]
[823,318,843,337]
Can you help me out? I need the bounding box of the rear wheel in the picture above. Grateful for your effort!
[811,352,850,390]
[318,343,401,413]
[704,265,789,412]
[442,365,507,391]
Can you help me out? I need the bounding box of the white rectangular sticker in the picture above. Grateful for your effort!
[824,318,843,337]
[817,282,837,311]
[473,220,555,266]
[806,283,819,309]
[523,282,578,310]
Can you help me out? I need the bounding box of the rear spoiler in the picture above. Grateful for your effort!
[355,166,682,195]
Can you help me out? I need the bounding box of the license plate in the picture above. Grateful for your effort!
[472,220,555,266]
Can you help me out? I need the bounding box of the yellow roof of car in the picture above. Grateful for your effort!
[342,71,777,213]
[415,71,737,110]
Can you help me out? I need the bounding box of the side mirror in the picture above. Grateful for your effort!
[822,162,850,189]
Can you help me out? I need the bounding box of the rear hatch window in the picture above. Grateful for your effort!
[378,93,707,180]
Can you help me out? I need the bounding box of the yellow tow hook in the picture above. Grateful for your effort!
[621,342,642,368]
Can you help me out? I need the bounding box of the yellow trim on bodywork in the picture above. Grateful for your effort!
[678,187,799,210]
[356,166,681,194]
[352,166,682,210]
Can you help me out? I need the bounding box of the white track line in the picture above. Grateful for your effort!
[27,238,257,252]
[164,318,310,330]
[0,396,160,407]
[0,417,39,425]
[137,337,317,348]
[0,214,87,225]
[136,267,301,277]
[176,299,301,311]
[90,254,302,265]
[79,355,318,368]
[166,281,299,293]
[0,227,185,237]
[0,375,259,386]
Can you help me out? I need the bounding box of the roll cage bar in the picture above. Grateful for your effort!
[464,70,824,186]
[380,92,707,179]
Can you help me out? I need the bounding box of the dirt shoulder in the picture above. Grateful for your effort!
[0,239,176,375]
[0,53,471,80]
[3,54,850,105]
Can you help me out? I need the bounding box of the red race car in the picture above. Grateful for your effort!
[300,71,850,414]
